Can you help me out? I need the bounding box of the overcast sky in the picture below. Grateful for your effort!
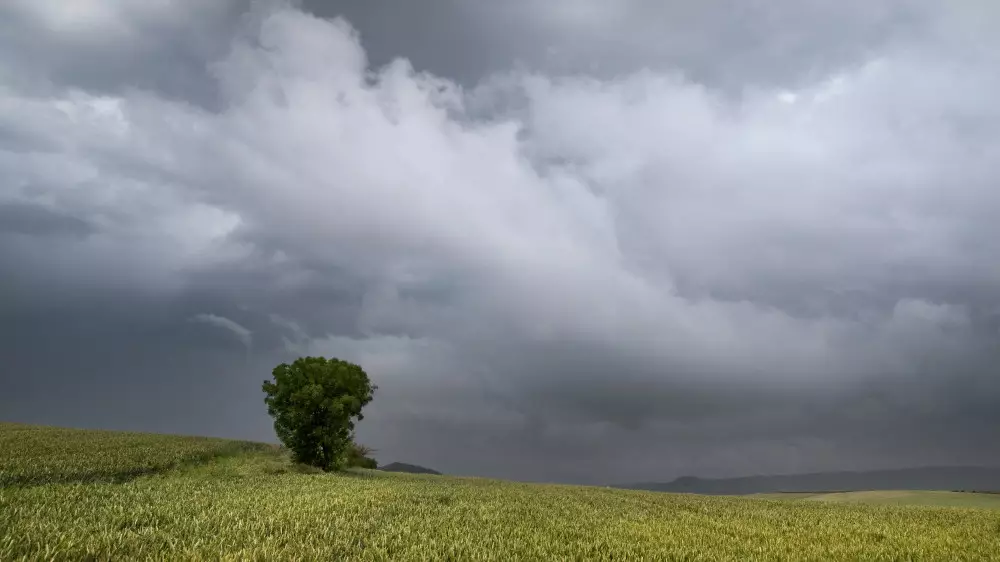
[2,0,999,485]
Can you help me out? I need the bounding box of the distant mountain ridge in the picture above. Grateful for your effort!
[617,466,1000,495]
[379,462,441,475]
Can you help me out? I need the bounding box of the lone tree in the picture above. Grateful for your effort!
[262,356,376,471]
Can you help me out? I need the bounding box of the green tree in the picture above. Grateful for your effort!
[262,356,376,471]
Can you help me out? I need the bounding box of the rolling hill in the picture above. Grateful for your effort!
[619,466,1000,495]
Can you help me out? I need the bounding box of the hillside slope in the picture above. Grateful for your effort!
[3,423,1000,561]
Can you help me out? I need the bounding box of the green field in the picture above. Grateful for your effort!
[0,422,273,487]
[3,423,1000,561]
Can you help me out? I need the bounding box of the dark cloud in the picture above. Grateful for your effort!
[1,0,999,484]
[303,0,937,89]
[0,202,93,238]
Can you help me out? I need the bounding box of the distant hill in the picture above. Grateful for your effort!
[379,462,441,475]
[752,490,1000,510]
[618,466,1000,495]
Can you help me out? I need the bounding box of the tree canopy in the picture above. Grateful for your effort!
[262,356,376,471]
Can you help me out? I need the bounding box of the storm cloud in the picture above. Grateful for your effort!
[1,0,999,484]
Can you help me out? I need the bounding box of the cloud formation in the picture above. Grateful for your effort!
[191,313,253,353]
[1,0,999,483]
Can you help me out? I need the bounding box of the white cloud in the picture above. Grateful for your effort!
[191,313,253,351]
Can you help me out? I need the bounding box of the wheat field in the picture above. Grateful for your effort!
[2,422,999,561]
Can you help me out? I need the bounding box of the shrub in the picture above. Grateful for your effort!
[347,442,377,469]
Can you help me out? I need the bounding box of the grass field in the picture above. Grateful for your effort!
[3,423,1000,561]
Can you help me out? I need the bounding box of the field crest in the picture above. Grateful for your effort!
[0,422,273,486]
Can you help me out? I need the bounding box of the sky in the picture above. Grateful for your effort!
[1,0,999,485]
